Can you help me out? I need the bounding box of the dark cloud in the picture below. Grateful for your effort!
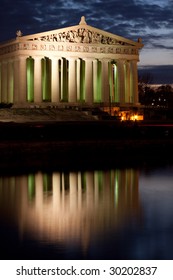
[0,0,172,41]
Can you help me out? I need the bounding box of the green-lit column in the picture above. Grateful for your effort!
[109,61,118,102]
[68,57,77,103]
[47,58,52,102]
[76,59,86,102]
[42,57,51,102]
[113,63,118,102]
[108,62,113,102]
[80,59,85,102]
[101,59,110,103]
[26,56,34,102]
[60,58,68,102]
[42,58,46,100]
[93,59,102,103]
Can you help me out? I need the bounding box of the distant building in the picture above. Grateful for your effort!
[0,16,143,109]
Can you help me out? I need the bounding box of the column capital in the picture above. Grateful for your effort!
[67,57,78,61]
[100,58,111,61]
[116,59,126,64]
[82,57,94,61]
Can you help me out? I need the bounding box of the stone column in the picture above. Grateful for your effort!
[61,58,68,102]
[51,58,60,103]
[125,61,131,103]
[130,60,138,104]
[117,60,125,105]
[101,59,110,103]
[76,59,81,101]
[93,59,98,102]
[13,59,19,103]
[1,61,8,103]
[84,58,93,103]
[18,56,27,103]
[68,57,77,103]
[34,57,42,103]
[7,60,14,103]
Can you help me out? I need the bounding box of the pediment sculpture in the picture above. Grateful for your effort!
[30,28,133,46]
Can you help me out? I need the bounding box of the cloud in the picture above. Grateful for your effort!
[0,0,173,81]
[0,0,172,41]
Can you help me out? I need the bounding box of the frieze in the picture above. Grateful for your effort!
[30,28,134,46]
[32,44,38,50]
[40,44,47,50]
[0,43,19,55]
[0,42,138,56]
[83,46,89,52]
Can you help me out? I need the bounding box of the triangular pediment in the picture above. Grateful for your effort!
[19,17,142,48]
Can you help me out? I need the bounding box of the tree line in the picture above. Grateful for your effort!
[138,73,173,108]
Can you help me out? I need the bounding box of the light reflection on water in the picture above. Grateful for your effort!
[0,167,173,259]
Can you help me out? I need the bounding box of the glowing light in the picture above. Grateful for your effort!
[27,57,34,102]
[41,57,51,102]
[130,114,144,121]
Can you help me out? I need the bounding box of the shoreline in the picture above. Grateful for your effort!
[0,134,173,173]
[0,108,173,172]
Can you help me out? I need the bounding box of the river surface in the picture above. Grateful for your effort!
[0,165,173,260]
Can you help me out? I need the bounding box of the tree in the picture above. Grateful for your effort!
[138,72,154,105]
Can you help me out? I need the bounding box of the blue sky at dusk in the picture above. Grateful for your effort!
[0,0,173,84]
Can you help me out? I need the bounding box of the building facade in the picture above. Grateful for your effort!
[0,16,143,108]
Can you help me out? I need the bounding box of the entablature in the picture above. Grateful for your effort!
[0,41,139,57]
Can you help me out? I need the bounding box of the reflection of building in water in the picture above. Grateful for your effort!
[0,169,141,249]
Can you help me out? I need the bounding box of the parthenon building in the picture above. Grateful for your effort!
[0,16,143,108]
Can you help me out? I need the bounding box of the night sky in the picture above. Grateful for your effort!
[0,0,173,84]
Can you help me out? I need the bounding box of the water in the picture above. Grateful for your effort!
[0,166,173,260]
